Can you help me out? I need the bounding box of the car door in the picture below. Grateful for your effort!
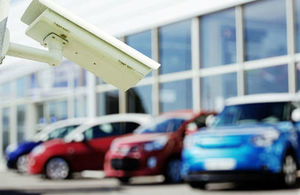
[72,121,140,171]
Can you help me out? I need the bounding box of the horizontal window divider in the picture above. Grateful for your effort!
[199,64,238,77]
[95,84,118,93]
[244,56,290,70]
[158,70,194,83]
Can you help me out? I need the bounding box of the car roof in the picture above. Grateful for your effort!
[226,93,300,106]
[65,113,152,139]
[35,118,88,139]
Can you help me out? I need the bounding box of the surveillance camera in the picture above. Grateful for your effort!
[0,0,160,91]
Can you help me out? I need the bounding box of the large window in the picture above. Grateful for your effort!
[201,73,237,111]
[127,85,152,114]
[160,79,192,113]
[246,65,288,94]
[97,91,119,116]
[159,20,191,74]
[201,8,236,68]
[244,0,287,61]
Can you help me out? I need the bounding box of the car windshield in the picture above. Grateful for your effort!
[47,125,79,140]
[213,102,290,127]
[134,117,186,134]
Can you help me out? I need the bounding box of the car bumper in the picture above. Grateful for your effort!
[27,155,45,175]
[183,171,281,183]
[104,151,168,178]
[6,158,17,169]
[181,144,283,177]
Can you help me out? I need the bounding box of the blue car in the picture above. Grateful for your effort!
[5,118,87,173]
[181,94,300,189]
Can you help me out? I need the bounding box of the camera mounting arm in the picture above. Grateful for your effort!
[5,33,65,66]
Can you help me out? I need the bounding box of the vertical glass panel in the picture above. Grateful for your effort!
[74,68,87,87]
[2,108,10,152]
[160,79,192,113]
[127,85,152,114]
[16,77,28,97]
[201,9,236,68]
[246,65,288,94]
[127,31,152,58]
[96,77,105,85]
[48,100,68,122]
[296,62,300,91]
[36,103,46,126]
[17,105,25,142]
[244,0,287,61]
[127,31,152,77]
[0,82,11,100]
[75,96,87,117]
[159,20,191,74]
[97,90,119,116]
[201,73,237,111]
[295,0,300,52]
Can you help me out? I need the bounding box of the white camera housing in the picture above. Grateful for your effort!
[1,0,160,91]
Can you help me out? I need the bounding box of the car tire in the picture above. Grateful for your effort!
[118,177,130,184]
[164,158,182,183]
[16,154,28,174]
[188,181,206,189]
[45,157,71,180]
[281,154,297,188]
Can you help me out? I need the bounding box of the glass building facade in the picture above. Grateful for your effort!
[0,0,299,161]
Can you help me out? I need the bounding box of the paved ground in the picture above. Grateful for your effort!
[1,171,300,195]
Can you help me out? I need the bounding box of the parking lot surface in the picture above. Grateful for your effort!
[0,170,300,195]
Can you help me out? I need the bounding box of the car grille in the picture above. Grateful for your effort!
[111,158,139,171]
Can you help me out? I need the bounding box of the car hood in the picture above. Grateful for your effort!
[197,122,291,136]
[6,141,41,155]
[113,133,170,145]
[190,123,287,148]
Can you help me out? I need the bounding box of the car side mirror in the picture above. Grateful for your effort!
[185,122,198,135]
[205,114,215,127]
[292,108,300,122]
[73,133,85,142]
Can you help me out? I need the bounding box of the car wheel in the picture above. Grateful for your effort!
[16,154,28,174]
[282,154,297,187]
[45,157,70,180]
[118,177,130,184]
[188,181,206,189]
[165,158,182,183]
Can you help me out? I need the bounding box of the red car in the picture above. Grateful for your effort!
[27,114,152,180]
[104,110,215,184]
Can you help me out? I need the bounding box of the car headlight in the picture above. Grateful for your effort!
[31,145,45,156]
[144,136,168,152]
[183,135,196,149]
[251,131,279,147]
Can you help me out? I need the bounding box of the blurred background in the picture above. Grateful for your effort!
[0,0,299,194]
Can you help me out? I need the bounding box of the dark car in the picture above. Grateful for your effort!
[104,110,215,184]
